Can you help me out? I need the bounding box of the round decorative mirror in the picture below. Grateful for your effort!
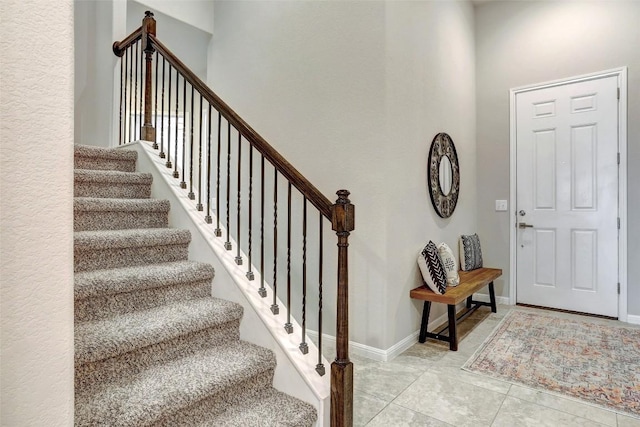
[428,132,460,218]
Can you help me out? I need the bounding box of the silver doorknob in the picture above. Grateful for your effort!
[519,210,526,216]
[518,222,534,229]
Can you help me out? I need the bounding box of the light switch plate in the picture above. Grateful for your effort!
[495,200,508,211]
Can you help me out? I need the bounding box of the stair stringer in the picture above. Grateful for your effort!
[122,140,331,426]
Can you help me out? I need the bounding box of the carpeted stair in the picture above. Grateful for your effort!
[74,145,317,426]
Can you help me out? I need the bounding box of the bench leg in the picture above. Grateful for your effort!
[488,281,497,313]
[447,304,458,351]
[466,295,473,309]
[418,301,431,343]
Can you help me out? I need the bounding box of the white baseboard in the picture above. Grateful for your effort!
[307,301,490,362]
[627,314,640,325]
[307,330,412,362]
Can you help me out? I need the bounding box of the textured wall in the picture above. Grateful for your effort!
[475,1,640,317]
[208,1,477,350]
[0,0,75,425]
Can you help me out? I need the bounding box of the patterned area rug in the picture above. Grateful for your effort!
[463,310,640,418]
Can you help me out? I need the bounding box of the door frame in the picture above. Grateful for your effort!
[508,67,628,321]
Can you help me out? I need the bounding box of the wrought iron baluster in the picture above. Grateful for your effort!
[159,56,165,157]
[134,41,139,140]
[271,170,279,315]
[215,112,222,236]
[139,42,143,140]
[300,197,308,353]
[173,71,180,178]
[235,132,242,265]
[180,77,187,189]
[247,142,254,280]
[258,155,266,296]
[285,182,293,334]
[153,51,158,149]
[196,94,203,211]
[127,47,132,142]
[188,86,195,200]
[225,121,232,250]
[165,65,172,168]
[316,214,325,376]
[205,104,213,224]
[118,52,124,145]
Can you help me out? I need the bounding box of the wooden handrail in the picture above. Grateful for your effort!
[149,35,333,220]
[112,26,142,57]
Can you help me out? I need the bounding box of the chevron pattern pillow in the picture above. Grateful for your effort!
[459,233,483,271]
[417,241,448,294]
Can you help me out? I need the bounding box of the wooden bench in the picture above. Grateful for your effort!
[410,267,502,351]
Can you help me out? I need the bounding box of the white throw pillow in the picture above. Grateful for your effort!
[438,242,460,287]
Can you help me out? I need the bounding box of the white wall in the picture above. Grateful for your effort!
[127,1,211,79]
[74,0,211,149]
[134,0,214,35]
[475,1,640,316]
[384,1,477,347]
[0,0,75,425]
[75,0,119,146]
[208,0,477,350]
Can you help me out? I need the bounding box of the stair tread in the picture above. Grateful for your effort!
[74,197,170,212]
[75,261,214,300]
[75,341,275,427]
[74,228,190,250]
[74,168,152,184]
[75,297,243,365]
[198,387,317,427]
[74,145,138,161]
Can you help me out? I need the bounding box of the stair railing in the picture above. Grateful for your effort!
[113,11,353,426]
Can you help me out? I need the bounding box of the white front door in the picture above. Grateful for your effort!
[515,75,619,317]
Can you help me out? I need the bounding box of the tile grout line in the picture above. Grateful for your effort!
[489,384,511,426]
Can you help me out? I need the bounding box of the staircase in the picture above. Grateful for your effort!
[73,145,317,426]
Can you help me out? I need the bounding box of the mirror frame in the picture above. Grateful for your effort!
[428,132,460,218]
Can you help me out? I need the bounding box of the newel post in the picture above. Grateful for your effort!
[331,189,354,427]
[141,11,156,143]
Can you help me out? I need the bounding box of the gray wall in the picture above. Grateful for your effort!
[475,1,640,316]
[208,0,477,349]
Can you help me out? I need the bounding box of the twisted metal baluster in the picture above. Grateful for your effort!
[173,72,180,178]
[205,104,213,224]
[246,142,254,280]
[159,56,165,157]
[299,197,308,353]
[138,43,143,141]
[165,65,172,168]
[258,155,266,296]
[271,170,279,315]
[152,51,158,149]
[235,132,242,265]
[188,86,195,200]
[134,41,139,140]
[225,121,232,250]
[127,48,132,142]
[316,214,325,376]
[284,182,293,334]
[215,112,222,236]
[118,54,123,145]
[196,94,203,210]
[180,77,187,189]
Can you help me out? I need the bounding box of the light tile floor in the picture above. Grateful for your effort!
[333,304,640,427]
